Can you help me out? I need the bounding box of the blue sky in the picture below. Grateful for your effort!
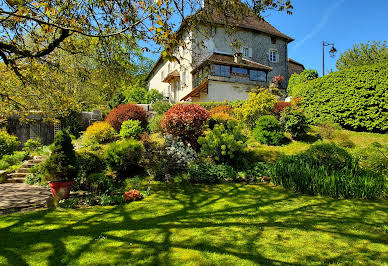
[268,0,388,76]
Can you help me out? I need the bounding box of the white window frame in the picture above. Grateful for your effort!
[161,70,165,81]
[241,47,253,58]
[269,49,278,63]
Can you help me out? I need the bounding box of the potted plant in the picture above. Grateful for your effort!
[43,130,78,200]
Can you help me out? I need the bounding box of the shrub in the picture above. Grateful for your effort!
[353,142,388,175]
[198,121,247,167]
[208,112,238,130]
[145,89,164,104]
[83,121,116,145]
[105,139,144,179]
[0,151,28,171]
[148,114,163,133]
[120,120,143,139]
[273,102,291,118]
[292,62,388,132]
[161,104,210,147]
[105,104,148,131]
[23,139,42,154]
[186,101,239,111]
[188,162,236,184]
[234,91,277,128]
[252,115,285,146]
[141,137,196,181]
[302,142,353,171]
[209,105,234,116]
[280,107,309,139]
[0,129,20,159]
[151,101,171,115]
[272,154,386,199]
[125,86,148,104]
[86,173,116,195]
[43,130,78,182]
[124,189,143,202]
[287,69,318,96]
[74,151,107,192]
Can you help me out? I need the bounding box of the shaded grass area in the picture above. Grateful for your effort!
[0,184,387,265]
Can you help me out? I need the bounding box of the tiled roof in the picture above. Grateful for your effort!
[192,53,272,74]
[163,69,180,83]
[192,6,294,42]
[288,58,305,68]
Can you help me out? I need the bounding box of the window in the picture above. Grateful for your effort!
[232,67,248,75]
[241,47,252,57]
[271,37,277,44]
[161,70,165,81]
[211,64,230,77]
[250,70,266,82]
[269,50,278,63]
[168,63,171,73]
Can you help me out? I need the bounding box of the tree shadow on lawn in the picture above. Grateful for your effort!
[0,184,387,265]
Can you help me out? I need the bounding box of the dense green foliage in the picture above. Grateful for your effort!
[198,121,247,167]
[336,41,388,70]
[292,62,388,132]
[74,151,107,192]
[43,131,78,182]
[0,129,20,159]
[60,111,83,138]
[188,162,236,184]
[0,151,28,171]
[353,142,388,176]
[280,107,309,139]
[147,114,163,133]
[151,101,171,115]
[120,120,143,139]
[252,115,285,145]
[105,139,144,179]
[272,143,386,199]
[287,69,318,96]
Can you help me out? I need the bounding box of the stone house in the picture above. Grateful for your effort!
[146,4,295,103]
[288,58,305,78]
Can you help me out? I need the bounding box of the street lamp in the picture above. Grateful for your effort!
[322,41,337,76]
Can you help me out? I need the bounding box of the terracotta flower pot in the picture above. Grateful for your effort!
[49,180,73,200]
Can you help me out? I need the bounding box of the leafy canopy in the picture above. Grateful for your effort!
[336,41,388,71]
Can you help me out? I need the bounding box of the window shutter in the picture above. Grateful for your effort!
[240,46,243,54]
[248,48,252,57]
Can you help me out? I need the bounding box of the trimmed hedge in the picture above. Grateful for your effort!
[184,101,243,110]
[287,69,318,96]
[292,62,388,132]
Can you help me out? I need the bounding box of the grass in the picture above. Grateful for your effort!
[0,184,387,265]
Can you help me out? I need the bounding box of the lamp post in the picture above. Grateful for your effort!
[322,41,337,76]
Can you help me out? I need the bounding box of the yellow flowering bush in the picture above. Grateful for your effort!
[83,121,116,144]
[234,90,277,128]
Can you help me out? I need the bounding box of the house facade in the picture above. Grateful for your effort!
[146,6,294,103]
[288,58,305,78]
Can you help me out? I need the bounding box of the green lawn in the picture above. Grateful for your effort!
[1,184,387,265]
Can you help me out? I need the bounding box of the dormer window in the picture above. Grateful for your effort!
[269,49,278,63]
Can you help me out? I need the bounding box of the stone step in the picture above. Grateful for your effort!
[5,177,25,183]
[33,156,47,161]
[15,168,31,174]
[9,172,28,178]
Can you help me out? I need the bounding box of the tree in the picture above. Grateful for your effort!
[336,41,388,70]
[0,0,293,117]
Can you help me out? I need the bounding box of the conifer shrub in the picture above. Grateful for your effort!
[83,121,116,144]
[209,105,234,116]
[252,115,286,146]
[120,120,143,139]
[147,114,163,133]
[105,104,148,131]
[161,104,210,147]
[105,139,144,179]
[43,130,78,182]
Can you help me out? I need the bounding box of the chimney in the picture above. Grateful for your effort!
[234,52,243,64]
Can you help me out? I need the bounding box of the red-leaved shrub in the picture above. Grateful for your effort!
[161,104,210,147]
[273,102,291,117]
[124,189,143,202]
[105,104,148,131]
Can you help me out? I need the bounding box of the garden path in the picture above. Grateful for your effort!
[0,183,52,215]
